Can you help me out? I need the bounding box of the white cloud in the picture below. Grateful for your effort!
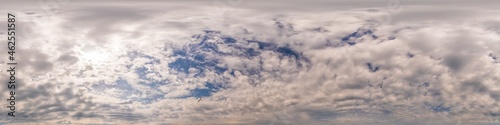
[0,1,499,125]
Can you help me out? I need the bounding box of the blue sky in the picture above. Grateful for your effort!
[0,0,499,125]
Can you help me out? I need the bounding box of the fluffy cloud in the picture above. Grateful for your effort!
[0,1,499,125]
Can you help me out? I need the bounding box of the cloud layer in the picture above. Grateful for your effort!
[0,1,500,125]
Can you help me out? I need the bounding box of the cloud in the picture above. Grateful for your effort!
[0,1,500,125]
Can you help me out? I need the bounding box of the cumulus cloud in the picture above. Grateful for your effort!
[0,0,499,125]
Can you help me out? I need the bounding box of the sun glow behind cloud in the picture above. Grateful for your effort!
[0,0,499,125]
[80,46,110,64]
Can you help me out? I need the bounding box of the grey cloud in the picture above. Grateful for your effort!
[8,81,106,122]
[72,112,102,120]
[7,48,55,75]
[63,6,155,44]
[391,7,481,23]
[460,78,489,93]
[18,83,51,100]
[68,6,151,22]
[443,54,467,72]
[105,112,148,122]
[1,1,500,125]
[58,54,79,65]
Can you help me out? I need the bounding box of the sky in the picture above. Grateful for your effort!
[0,0,500,124]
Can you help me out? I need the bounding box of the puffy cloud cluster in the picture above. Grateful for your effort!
[0,1,499,125]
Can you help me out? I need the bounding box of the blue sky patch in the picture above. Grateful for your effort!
[191,83,221,98]
[276,47,300,59]
[366,63,380,72]
[430,104,451,112]
[341,27,378,46]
